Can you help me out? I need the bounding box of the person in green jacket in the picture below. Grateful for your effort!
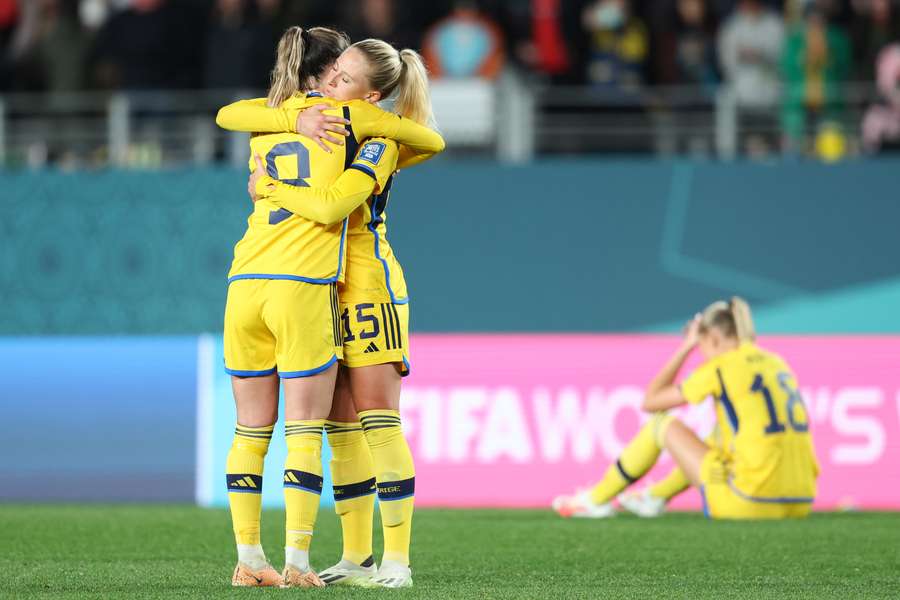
[781,6,851,151]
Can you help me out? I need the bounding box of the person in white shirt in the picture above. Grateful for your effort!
[718,0,784,110]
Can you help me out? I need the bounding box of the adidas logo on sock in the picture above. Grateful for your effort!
[363,341,380,353]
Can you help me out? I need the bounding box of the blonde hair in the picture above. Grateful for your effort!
[699,296,756,343]
[267,26,350,107]
[351,39,434,125]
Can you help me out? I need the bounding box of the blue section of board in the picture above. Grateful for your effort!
[0,337,197,501]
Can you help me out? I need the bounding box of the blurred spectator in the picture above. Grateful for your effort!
[781,5,851,150]
[581,0,649,94]
[5,0,37,81]
[90,0,202,90]
[498,0,588,83]
[851,0,900,81]
[78,0,113,30]
[339,0,420,50]
[862,43,900,152]
[0,0,19,90]
[272,0,340,36]
[203,0,276,90]
[0,0,16,47]
[29,0,91,93]
[718,0,783,109]
[656,0,720,91]
[422,3,505,79]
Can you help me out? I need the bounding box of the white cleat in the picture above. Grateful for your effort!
[360,560,413,588]
[317,557,377,586]
[552,490,616,519]
[619,489,667,518]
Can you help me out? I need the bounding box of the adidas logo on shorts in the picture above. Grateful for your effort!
[363,342,380,353]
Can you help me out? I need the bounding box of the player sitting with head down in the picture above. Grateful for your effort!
[554,298,819,520]
[617,428,721,518]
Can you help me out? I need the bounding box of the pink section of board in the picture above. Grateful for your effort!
[399,335,900,510]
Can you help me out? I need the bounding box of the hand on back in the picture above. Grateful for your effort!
[248,154,274,202]
[296,103,351,153]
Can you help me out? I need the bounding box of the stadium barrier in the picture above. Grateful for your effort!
[3,160,900,336]
[3,334,897,509]
[194,334,900,510]
[0,336,197,501]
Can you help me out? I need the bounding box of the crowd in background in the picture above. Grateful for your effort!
[2,0,898,91]
[0,0,899,155]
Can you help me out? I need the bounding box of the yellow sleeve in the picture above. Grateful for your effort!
[680,362,721,405]
[215,98,299,133]
[257,141,399,225]
[396,145,434,170]
[349,138,399,193]
[348,100,445,158]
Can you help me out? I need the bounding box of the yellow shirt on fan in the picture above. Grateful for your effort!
[681,342,820,502]
[218,92,444,284]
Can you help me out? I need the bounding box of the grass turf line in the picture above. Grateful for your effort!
[1,505,898,599]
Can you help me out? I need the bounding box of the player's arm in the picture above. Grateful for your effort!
[254,168,373,225]
[350,100,445,161]
[395,145,433,170]
[642,317,701,412]
[253,139,398,225]
[216,97,298,132]
[216,99,350,151]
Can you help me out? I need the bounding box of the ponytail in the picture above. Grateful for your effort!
[395,49,434,125]
[268,26,305,107]
[351,39,435,125]
[699,296,755,342]
[267,27,350,107]
[729,296,756,343]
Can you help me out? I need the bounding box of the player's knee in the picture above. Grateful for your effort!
[651,412,677,448]
[231,423,275,456]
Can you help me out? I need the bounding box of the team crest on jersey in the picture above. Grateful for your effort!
[359,142,386,165]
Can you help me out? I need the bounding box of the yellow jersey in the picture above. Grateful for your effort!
[253,137,409,303]
[681,342,819,502]
[219,93,444,284]
[343,139,407,303]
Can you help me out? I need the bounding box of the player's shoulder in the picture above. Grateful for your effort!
[731,342,787,373]
[352,138,399,184]
[282,91,339,109]
[357,138,399,161]
[339,99,391,118]
[757,345,792,375]
[693,348,739,383]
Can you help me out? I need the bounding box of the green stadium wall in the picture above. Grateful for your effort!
[2,159,899,335]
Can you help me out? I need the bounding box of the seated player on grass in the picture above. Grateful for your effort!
[617,428,720,518]
[553,297,819,520]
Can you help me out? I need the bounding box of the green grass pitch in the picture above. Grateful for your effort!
[2,505,898,599]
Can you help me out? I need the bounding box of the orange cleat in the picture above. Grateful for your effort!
[281,565,326,588]
[231,562,284,587]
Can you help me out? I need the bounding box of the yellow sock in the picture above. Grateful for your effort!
[359,409,415,566]
[590,413,674,505]
[284,420,325,562]
[649,467,691,501]
[226,423,273,546]
[325,420,376,566]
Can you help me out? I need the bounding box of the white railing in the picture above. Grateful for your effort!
[0,77,885,169]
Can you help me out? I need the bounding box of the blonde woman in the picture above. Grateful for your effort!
[216,27,444,588]
[230,39,439,588]
[553,298,819,520]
